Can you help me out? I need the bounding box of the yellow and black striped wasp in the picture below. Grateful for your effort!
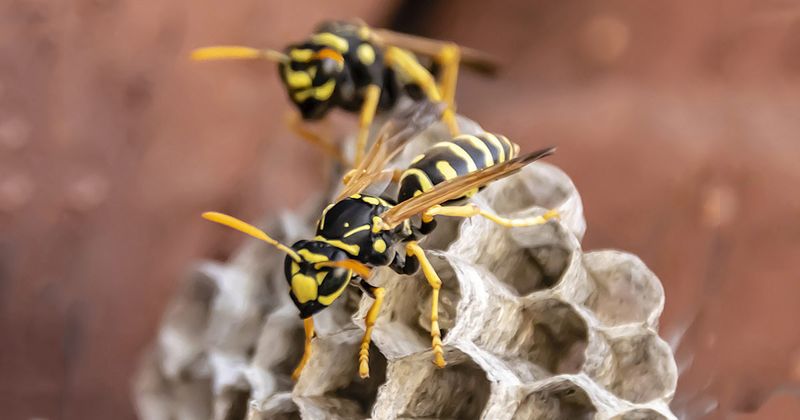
[191,20,497,166]
[202,103,558,380]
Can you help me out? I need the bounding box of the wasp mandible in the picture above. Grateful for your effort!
[202,104,557,380]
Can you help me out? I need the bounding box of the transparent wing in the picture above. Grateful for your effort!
[369,28,500,76]
[378,146,556,228]
[335,101,443,201]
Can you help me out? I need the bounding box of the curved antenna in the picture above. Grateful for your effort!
[191,46,289,64]
[202,211,301,262]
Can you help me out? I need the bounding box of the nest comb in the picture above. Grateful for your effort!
[134,115,678,420]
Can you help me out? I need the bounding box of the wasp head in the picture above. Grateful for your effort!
[284,240,354,318]
[280,46,346,120]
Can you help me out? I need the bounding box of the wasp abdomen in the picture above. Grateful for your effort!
[397,133,518,203]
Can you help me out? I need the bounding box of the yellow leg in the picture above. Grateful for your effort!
[355,84,381,167]
[384,47,459,136]
[292,317,315,381]
[435,43,461,112]
[286,112,348,166]
[424,204,560,227]
[405,241,446,368]
[358,287,385,378]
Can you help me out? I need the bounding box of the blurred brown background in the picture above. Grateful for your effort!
[2,0,800,419]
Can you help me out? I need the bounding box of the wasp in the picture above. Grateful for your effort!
[191,20,497,166]
[202,104,558,379]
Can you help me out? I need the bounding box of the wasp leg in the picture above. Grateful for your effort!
[291,317,315,381]
[424,204,560,227]
[355,84,382,167]
[286,112,348,166]
[389,251,420,274]
[434,43,461,113]
[358,281,385,378]
[405,241,446,368]
[384,47,459,136]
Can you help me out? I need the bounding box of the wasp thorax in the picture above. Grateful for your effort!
[284,240,353,318]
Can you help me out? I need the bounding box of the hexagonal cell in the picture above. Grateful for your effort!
[420,214,466,251]
[513,298,589,374]
[373,351,491,419]
[484,164,575,216]
[611,408,671,420]
[329,342,387,414]
[481,163,586,240]
[356,252,465,360]
[448,216,576,297]
[603,327,678,404]
[513,378,597,419]
[293,330,387,418]
[583,251,664,327]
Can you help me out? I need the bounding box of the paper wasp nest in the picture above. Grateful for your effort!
[134,116,678,420]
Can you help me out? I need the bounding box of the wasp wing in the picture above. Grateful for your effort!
[370,28,500,76]
[378,146,556,229]
[335,101,443,201]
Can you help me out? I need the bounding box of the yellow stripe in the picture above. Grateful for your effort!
[498,134,517,159]
[343,224,370,238]
[435,160,459,180]
[291,274,318,303]
[319,203,335,229]
[283,68,312,88]
[289,49,315,62]
[430,142,477,172]
[297,249,329,263]
[410,153,425,164]
[458,134,494,167]
[399,168,434,192]
[313,79,336,100]
[311,33,349,52]
[361,196,381,205]
[293,89,313,102]
[314,236,360,256]
[318,271,352,305]
[483,133,506,162]
[292,79,337,102]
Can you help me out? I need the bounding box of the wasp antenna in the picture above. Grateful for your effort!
[190,46,289,63]
[202,211,301,262]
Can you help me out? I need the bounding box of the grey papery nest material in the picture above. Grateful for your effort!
[134,116,678,420]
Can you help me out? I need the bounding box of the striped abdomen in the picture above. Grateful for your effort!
[397,132,518,203]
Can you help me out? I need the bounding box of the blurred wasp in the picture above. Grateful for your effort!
[202,103,557,379]
[191,20,497,166]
